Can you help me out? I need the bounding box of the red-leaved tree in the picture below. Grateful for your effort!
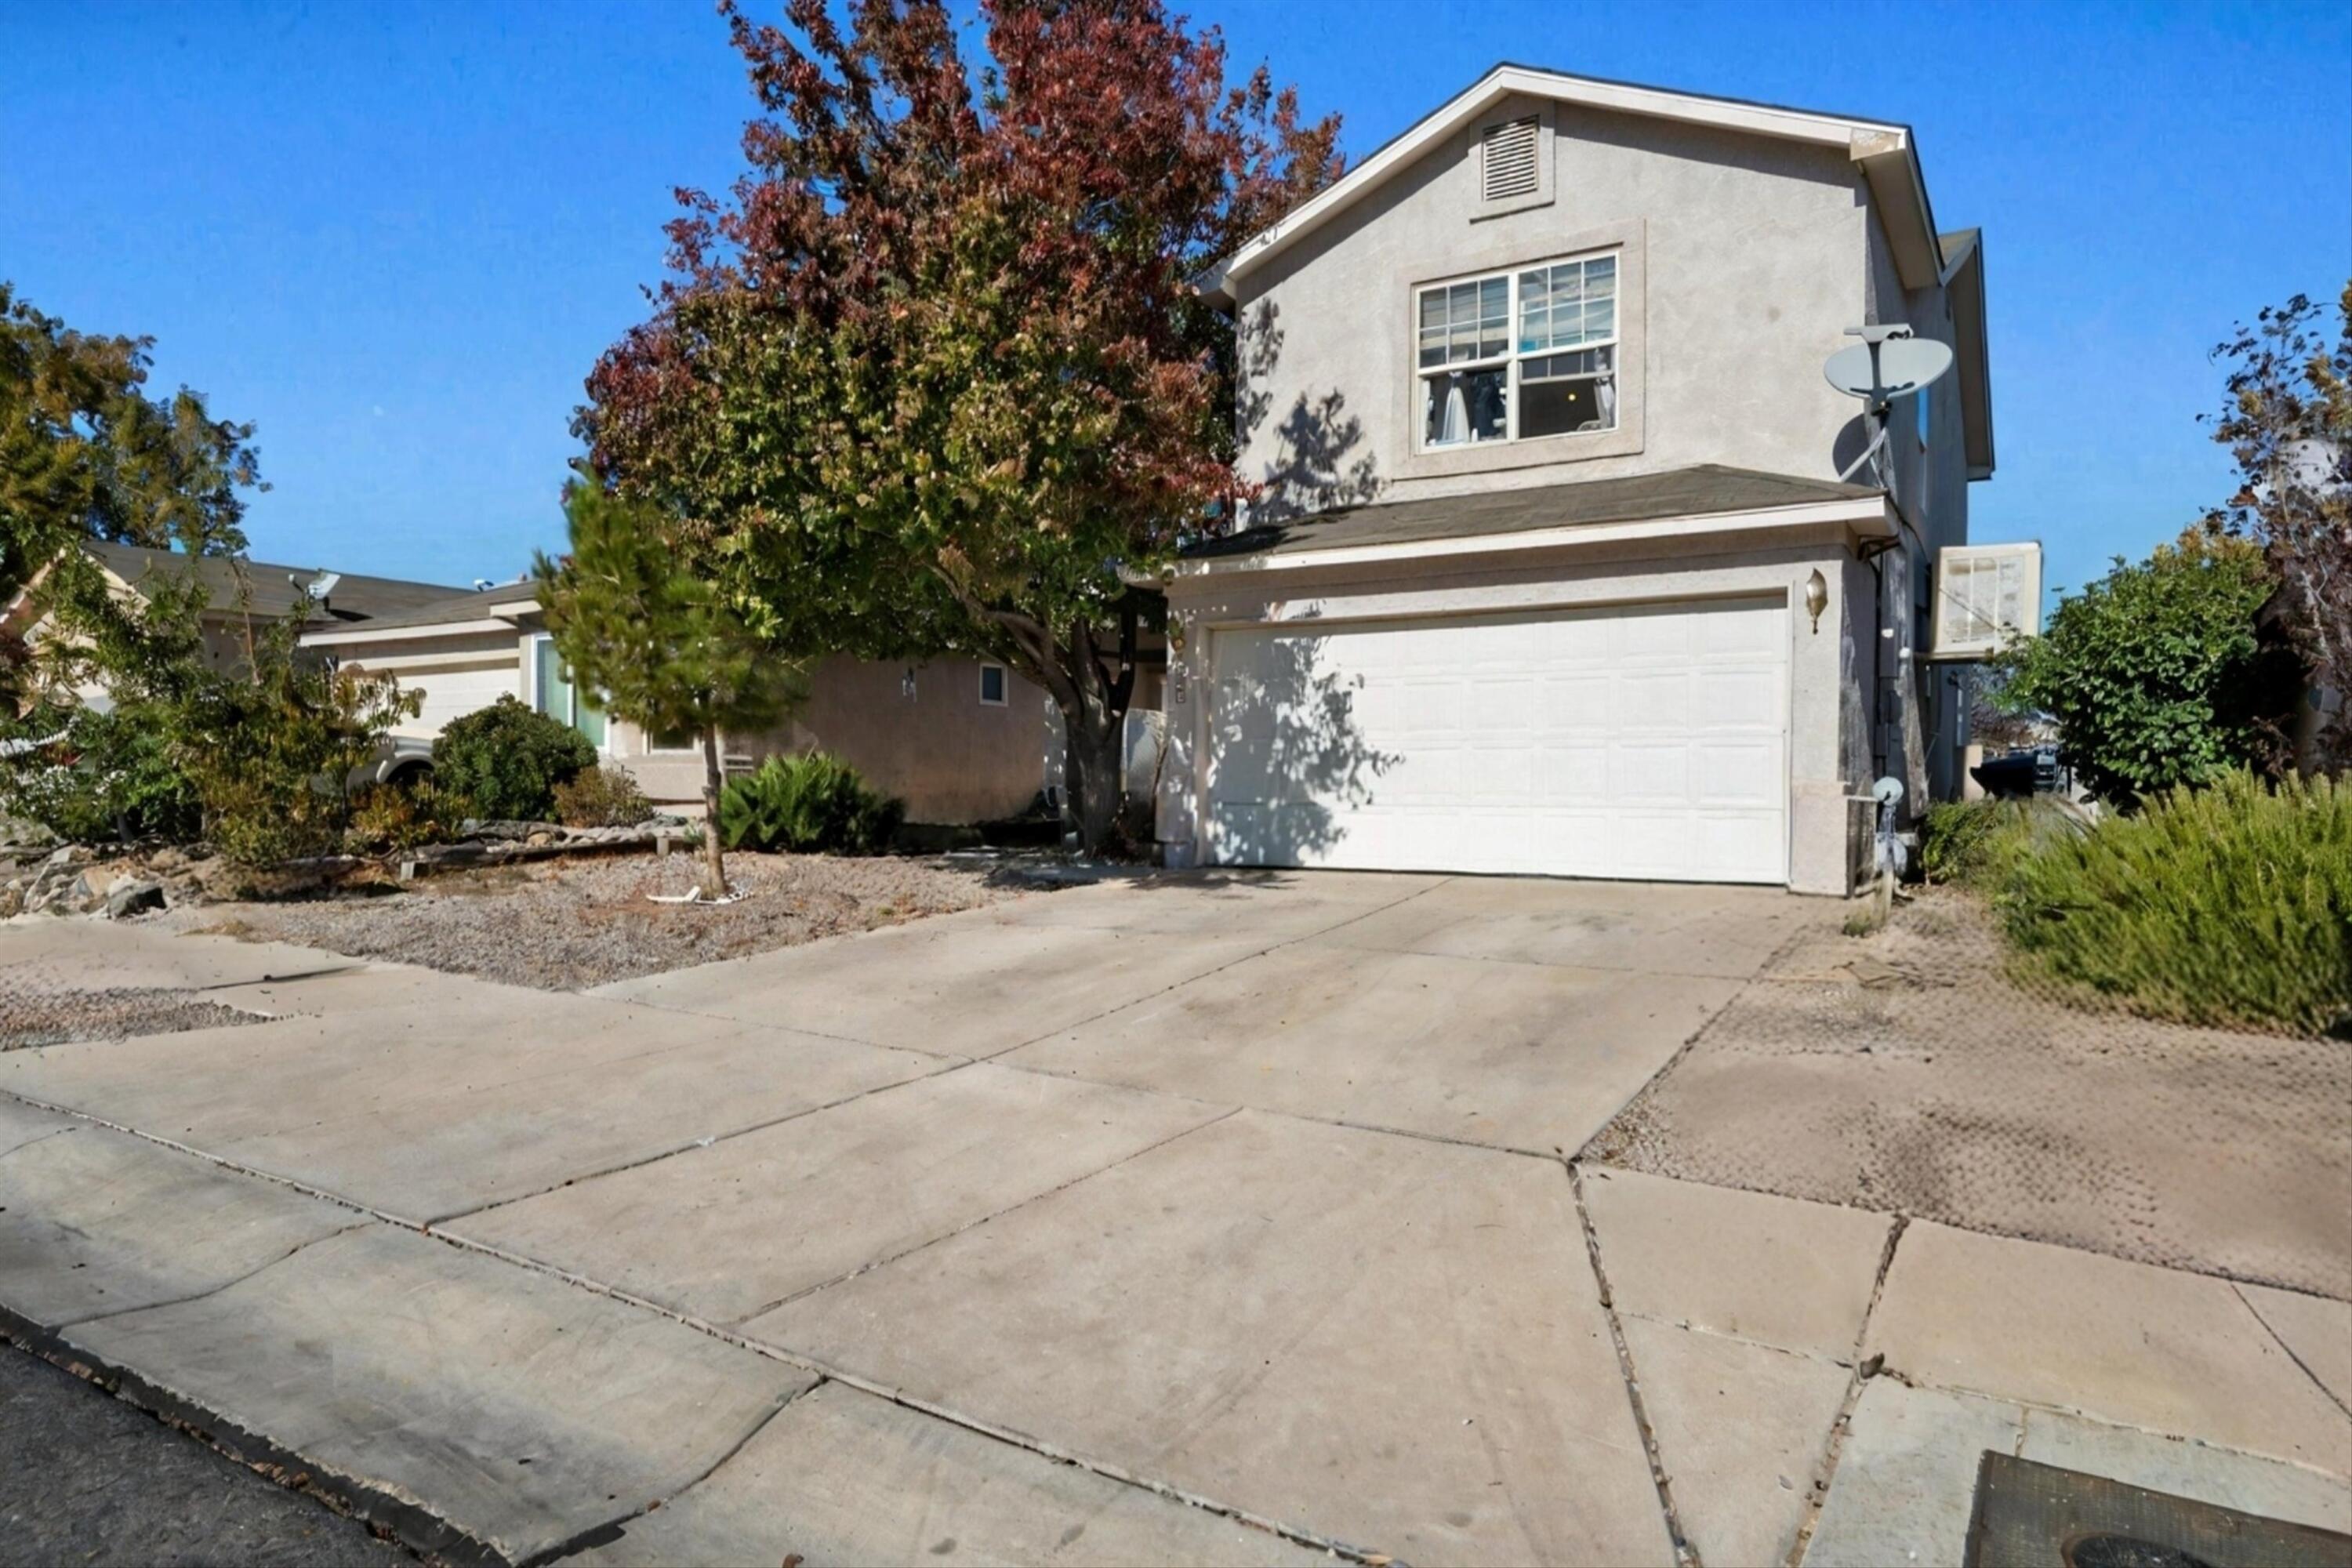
[579,0,1339,849]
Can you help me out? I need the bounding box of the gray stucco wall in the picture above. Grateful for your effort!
[1235,94,1879,514]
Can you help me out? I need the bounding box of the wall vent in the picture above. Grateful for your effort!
[1480,117,1541,202]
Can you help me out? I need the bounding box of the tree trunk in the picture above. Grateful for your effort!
[698,723,728,899]
[1061,699,1125,855]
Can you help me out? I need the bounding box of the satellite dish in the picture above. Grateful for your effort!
[1871,775,1905,807]
[1826,326,1956,487]
[1824,334,1955,403]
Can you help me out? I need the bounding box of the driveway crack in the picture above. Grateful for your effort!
[1569,1160,1698,1567]
[1783,1213,1910,1567]
[2230,1282,2352,1423]
[517,1376,828,1568]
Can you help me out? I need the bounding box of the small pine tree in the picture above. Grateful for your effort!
[535,474,805,898]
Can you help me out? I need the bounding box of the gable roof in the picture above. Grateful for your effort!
[1203,63,1948,302]
[1185,465,1885,564]
[84,540,467,623]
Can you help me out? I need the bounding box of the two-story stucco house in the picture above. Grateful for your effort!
[1156,65,1993,895]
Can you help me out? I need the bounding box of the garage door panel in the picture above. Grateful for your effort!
[1206,597,1789,884]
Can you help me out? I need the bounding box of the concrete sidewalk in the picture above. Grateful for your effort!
[4,878,2348,1566]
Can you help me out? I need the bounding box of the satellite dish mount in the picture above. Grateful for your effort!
[1823,325,1955,492]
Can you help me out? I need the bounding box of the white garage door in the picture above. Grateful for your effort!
[1204,597,1788,883]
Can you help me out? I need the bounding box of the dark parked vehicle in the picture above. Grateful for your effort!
[1970,746,2065,799]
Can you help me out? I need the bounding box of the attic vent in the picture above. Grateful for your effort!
[1480,117,1541,202]
[1931,543,2042,659]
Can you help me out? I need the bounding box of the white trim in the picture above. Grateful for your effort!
[1173,496,1890,579]
[977,662,1010,706]
[1210,65,1915,297]
[301,616,516,648]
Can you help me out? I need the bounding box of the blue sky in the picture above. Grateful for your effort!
[6,1,2347,601]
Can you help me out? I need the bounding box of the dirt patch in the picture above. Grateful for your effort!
[1585,887,2352,1299]
[1,985,269,1050]
[152,849,1027,992]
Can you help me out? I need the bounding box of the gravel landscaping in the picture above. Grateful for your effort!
[153,848,1036,992]
[1585,885,2352,1299]
[0,985,270,1051]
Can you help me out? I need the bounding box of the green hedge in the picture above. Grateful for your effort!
[717,752,903,855]
[432,696,597,822]
[1994,771,2350,1036]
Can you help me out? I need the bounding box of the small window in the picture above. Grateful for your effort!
[1480,116,1541,202]
[978,663,1008,706]
[532,634,607,749]
[648,727,697,753]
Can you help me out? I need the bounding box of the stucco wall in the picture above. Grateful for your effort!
[625,655,1056,825]
[1235,94,1877,514]
[1158,526,1874,895]
[332,635,1054,826]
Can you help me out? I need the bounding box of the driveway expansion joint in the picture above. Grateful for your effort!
[1569,1159,1698,1568]
[1785,1211,1911,1566]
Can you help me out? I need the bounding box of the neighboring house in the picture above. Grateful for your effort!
[1,539,467,710]
[299,585,1065,825]
[1160,64,1994,894]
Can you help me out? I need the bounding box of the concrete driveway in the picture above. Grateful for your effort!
[5,873,2347,1566]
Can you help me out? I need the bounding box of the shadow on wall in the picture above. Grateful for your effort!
[1201,612,1399,867]
[1235,299,1382,524]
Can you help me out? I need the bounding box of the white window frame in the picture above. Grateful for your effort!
[977,662,1009,706]
[644,728,700,756]
[526,632,615,755]
[1414,249,1620,453]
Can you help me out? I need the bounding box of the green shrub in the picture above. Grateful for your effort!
[717,752,903,855]
[1918,797,2089,887]
[1995,770,2351,1036]
[346,777,455,855]
[553,764,655,828]
[433,696,597,822]
[0,703,200,843]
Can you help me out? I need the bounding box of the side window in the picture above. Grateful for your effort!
[532,634,608,749]
[978,663,1008,706]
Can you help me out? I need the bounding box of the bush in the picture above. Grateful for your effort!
[717,752,903,855]
[433,696,597,822]
[1994,770,2351,1036]
[346,778,455,855]
[1918,797,2089,887]
[1993,530,2299,806]
[0,704,199,844]
[553,764,655,828]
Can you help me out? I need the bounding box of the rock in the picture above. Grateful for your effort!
[104,880,168,920]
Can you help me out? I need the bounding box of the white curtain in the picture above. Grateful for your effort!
[1441,382,1468,445]
[1595,374,1617,430]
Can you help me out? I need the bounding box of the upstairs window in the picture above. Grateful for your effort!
[978,662,1007,706]
[1417,251,1617,450]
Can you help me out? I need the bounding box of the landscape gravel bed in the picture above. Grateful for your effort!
[1585,886,2352,1298]
[154,848,1031,992]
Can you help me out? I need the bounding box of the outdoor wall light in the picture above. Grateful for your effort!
[1805,568,1829,634]
[1168,619,1187,654]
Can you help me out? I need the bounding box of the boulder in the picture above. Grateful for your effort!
[104,880,168,920]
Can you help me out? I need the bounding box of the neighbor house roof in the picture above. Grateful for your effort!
[1181,465,1887,571]
[1203,63,1951,303]
[296,583,542,647]
[85,540,468,623]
